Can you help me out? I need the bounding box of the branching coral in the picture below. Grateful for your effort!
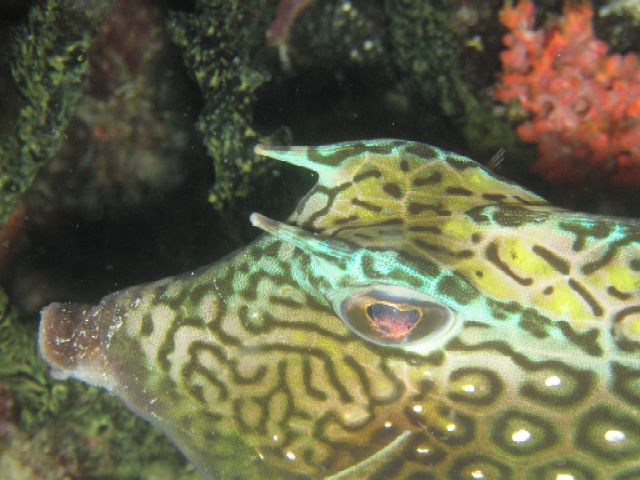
[495,0,640,184]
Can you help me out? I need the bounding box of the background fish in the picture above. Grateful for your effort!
[39,140,640,479]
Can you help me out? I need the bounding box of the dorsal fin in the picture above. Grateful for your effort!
[249,212,353,261]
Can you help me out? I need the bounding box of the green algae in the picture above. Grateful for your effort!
[0,287,54,431]
[168,0,286,213]
[0,285,196,478]
[385,1,465,118]
[384,0,524,158]
[0,0,112,226]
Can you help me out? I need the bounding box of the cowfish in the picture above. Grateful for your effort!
[39,140,640,479]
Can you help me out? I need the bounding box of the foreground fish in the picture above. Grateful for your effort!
[39,140,640,479]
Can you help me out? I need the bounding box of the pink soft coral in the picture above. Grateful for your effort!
[495,0,640,184]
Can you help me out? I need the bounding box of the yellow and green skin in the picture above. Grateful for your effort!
[39,140,640,479]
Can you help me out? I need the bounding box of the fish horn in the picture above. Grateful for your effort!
[39,298,117,390]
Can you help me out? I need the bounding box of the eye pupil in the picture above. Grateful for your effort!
[332,285,454,348]
[367,304,421,340]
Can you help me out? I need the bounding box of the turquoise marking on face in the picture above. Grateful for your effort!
[250,212,352,261]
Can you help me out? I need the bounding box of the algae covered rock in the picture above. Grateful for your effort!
[168,0,287,211]
[0,0,112,226]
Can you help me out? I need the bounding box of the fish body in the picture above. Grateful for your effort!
[39,140,640,479]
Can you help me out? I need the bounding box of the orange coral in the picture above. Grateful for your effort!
[495,0,640,184]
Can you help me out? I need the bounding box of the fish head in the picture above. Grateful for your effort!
[39,140,640,479]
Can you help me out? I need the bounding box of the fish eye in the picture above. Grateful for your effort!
[330,285,455,347]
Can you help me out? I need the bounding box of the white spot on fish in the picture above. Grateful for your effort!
[545,375,561,387]
[556,474,576,480]
[605,430,626,442]
[512,429,531,443]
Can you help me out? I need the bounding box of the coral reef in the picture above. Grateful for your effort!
[259,0,521,158]
[384,0,521,156]
[270,0,388,71]
[0,287,51,430]
[0,0,112,226]
[600,0,640,24]
[495,0,640,184]
[168,0,287,212]
[24,0,194,223]
[385,1,467,120]
[0,1,203,477]
[0,0,214,319]
[0,201,27,271]
[0,382,14,440]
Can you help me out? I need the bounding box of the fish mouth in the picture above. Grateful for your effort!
[39,301,114,388]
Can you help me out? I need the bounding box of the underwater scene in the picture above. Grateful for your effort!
[1,0,640,478]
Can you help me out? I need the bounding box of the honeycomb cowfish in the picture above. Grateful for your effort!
[39,140,640,479]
